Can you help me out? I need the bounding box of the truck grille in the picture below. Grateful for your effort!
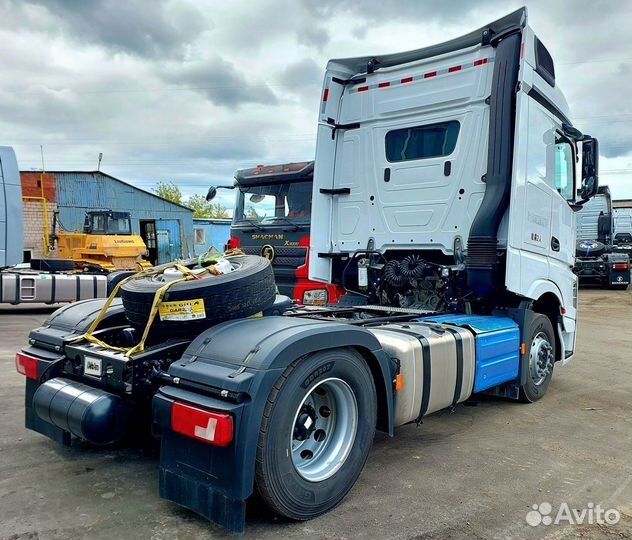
[240,246,307,267]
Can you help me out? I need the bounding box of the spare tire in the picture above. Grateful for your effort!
[576,240,605,257]
[120,255,276,335]
[30,258,75,272]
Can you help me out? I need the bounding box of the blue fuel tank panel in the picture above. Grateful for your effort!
[420,314,520,393]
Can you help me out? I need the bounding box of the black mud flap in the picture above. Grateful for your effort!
[151,315,394,533]
[153,387,260,534]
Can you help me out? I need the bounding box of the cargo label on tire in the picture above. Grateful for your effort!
[158,299,206,321]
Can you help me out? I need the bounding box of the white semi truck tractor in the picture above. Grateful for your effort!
[17,8,599,533]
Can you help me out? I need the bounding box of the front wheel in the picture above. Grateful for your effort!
[519,314,556,403]
[255,348,377,520]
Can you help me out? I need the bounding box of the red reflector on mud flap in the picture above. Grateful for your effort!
[171,402,234,447]
[15,352,39,380]
[613,263,629,270]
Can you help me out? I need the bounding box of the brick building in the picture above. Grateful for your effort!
[20,172,57,259]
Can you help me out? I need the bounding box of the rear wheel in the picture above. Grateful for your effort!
[519,314,556,403]
[255,348,376,520]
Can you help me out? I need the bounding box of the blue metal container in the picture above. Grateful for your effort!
[420,314,521,393]
[192,219,231,256]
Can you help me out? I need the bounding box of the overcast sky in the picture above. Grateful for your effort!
[1,0,631,212]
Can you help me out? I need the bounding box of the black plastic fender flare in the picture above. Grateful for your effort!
[155,316,396,531]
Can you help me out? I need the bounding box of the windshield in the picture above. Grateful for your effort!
[89,213,132,235]
[234,181,312,225]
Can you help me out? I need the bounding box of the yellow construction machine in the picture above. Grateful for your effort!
[54,210,153,272]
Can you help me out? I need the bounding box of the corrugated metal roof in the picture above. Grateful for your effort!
[29,170,193,212]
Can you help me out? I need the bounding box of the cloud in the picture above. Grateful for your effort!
[280,58,322,92]
[301,0,496,23]
[297,25,330,49]
[20,0,208,58]
[161,57,278,107]
[0,0,630,201]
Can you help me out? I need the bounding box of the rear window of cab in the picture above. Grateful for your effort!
[385,121,460,162]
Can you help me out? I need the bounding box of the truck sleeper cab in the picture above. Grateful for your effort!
[18,7,600,534]
[208,161,344,304]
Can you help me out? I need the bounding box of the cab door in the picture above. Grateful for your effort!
[548,138,577,299]
[506,95,555,295]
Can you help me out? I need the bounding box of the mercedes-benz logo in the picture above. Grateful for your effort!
[261,244,275,261]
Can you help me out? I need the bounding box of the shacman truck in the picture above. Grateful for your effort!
[206,161,344,304]
[573,186,629,289]
[16,8,601,533]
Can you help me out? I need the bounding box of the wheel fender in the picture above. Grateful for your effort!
[522,281,568,362]
[161,316,395,517]
[524,279,563,308]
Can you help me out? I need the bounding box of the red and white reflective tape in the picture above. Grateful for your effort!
[347,57,492,94]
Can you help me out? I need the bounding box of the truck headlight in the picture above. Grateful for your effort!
[303,289,328,305]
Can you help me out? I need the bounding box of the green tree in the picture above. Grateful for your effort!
[187,193,230,219]
[154,181,183,205]
[245,206,260,220]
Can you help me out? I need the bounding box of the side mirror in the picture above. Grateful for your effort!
[580,137,599,200]
[206,186,217,201]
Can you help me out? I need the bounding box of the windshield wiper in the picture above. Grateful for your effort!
[270,216,304,231]
[239,218,265,232]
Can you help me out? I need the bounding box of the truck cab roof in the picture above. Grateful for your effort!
[234,161,313,187]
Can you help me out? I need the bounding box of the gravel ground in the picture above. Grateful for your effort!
[1,288,631,540]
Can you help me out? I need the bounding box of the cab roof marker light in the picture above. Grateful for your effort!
[474,58,488,66]
[378,81,390,88]
[357,86,369,92]
[401,76,413,84]
[448,65,462,72]
[424,71,437,78]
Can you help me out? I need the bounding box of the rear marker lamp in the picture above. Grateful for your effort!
[15,352,39,380]
[613,263,629,270]
[171,402,234,447]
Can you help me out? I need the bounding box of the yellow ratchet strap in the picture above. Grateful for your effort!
[75,261,224,357]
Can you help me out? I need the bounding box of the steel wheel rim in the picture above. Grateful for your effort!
[529,331,553,386]
[290,377,358,482]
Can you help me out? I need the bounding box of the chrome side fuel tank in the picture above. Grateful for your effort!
[368,322,475,427]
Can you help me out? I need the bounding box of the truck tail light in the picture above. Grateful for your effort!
[225,236,241,250]
[15,352,39,380]
[613,263,629,270]
[171,402,234,447]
